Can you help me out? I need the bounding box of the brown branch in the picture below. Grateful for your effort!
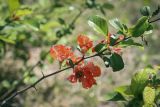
[0,66,72,107]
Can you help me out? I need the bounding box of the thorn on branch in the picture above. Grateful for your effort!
[40,69,45,77]
[33,86,38,92]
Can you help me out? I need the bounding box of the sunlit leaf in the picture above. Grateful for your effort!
[143,86,155,105]
[15,8,32,17]
[88,15,108,35]
[0,36,15,44]
[130,68,157,96]
[109,18,123,30]
[7,0,20,13]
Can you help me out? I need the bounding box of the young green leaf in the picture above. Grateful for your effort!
[120,39,143,47]
[94,43,106,52]
[0,36,15,44]
[129,16,150,37]
[88,15,108,35]
[7,0,20,13]
[115,85,134,101]
[14,8,32,17]
[130,68,157,96]
[106,92,126,101]
[143,86,156,105]
[109,18,123,31]
[140,6,151,16]
[110,53,124,71]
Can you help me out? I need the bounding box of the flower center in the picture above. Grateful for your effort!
[75,71,84,78]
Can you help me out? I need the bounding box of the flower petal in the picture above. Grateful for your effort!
[50,45,74,62]
[77,35,93,53]
[67,74,77,83]
[92,66,101,77]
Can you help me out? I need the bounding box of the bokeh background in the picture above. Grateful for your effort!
[0,0,160,107]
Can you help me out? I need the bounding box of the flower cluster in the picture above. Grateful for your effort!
[50,35,101,89]
[50,33,125,89]
[67,61,101,89]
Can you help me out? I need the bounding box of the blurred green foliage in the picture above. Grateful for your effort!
[0,0,160,107]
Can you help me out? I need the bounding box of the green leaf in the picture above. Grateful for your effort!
[127,98,144,107]
[109,34,119,46]
[130,68,157,96]
[129,16,150,37]
[94,43,106,52]
[14,8,32,17]
[2,80,11,88]
[68,59,74,67]
[88,15,108,35]
[106,92,126,101]
[115,86,131,95]
[115,85,134,101]
[110,53,124,71]
[0,36,15,44]
[140,6,151,16]
[7,0,20,13]
[146,24,153,31]
[109,18,123,31]
[120,39,143,47]
[143,86,155,105]
[58,18,66,25]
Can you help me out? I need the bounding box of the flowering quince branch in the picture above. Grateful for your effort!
[0,33,128,106]
[1,7,160,106]
[0,45,102,106]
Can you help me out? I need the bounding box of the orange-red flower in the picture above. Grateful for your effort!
[50,45,74,62]
[67,62,101,89]
[77,35,93,54]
